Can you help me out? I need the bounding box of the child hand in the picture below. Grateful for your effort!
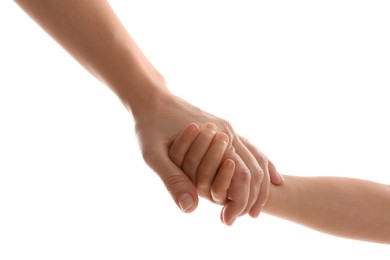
[169,122,284,225]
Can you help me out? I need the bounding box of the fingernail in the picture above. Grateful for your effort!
[204,122,217,131]
[223,211,238,226]
[187,123,199,135]
[218,133,229,145]
[211,193,224,204]
[228,216,237,226]
[178,193,194,213]
[252,206,263,218]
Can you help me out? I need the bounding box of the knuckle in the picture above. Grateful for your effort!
[165,174,187,193]
[239,167,252,182]
[263,156,269,167]
[258,153,269,165]
[203,122,217,131]
[141,149,156,166]
[220,120,235,140]
[257,167,265,180]
[252,168,264,184]
[239,135,250,144]
[221,119,233,130]
[223,145,236,158]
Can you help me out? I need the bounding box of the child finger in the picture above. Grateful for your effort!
[182,122,217,183]
[211,159,235,204]
[196,132,230,198]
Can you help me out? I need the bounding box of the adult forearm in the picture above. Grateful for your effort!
[264,175,390,244]
[14,0,167,119]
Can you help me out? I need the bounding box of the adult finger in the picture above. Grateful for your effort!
[143,146,199,213]
[182,123,218,183]
[196,132,230,200]
[211,159,235,205]
[169,123,200,168]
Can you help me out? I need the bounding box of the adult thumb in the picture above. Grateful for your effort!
[145,151,199,213]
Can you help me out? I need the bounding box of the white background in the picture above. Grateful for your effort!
[1,0,389,259]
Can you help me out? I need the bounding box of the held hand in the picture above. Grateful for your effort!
[133,89,283,224]
[170,123,284,225]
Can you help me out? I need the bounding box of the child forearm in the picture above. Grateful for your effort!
[263,175,390,244]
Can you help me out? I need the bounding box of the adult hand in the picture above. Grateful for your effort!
[14,0,283,225]
[133,86,284,225]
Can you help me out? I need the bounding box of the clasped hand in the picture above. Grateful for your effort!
[135,91,284,225]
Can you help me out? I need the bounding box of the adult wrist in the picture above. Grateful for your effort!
[118,72,172,122]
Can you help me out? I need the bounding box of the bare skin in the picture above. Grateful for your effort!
[14,0,284,225]
[170,123,284,224]
[171,123,390,243]
[265,175,390,244]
